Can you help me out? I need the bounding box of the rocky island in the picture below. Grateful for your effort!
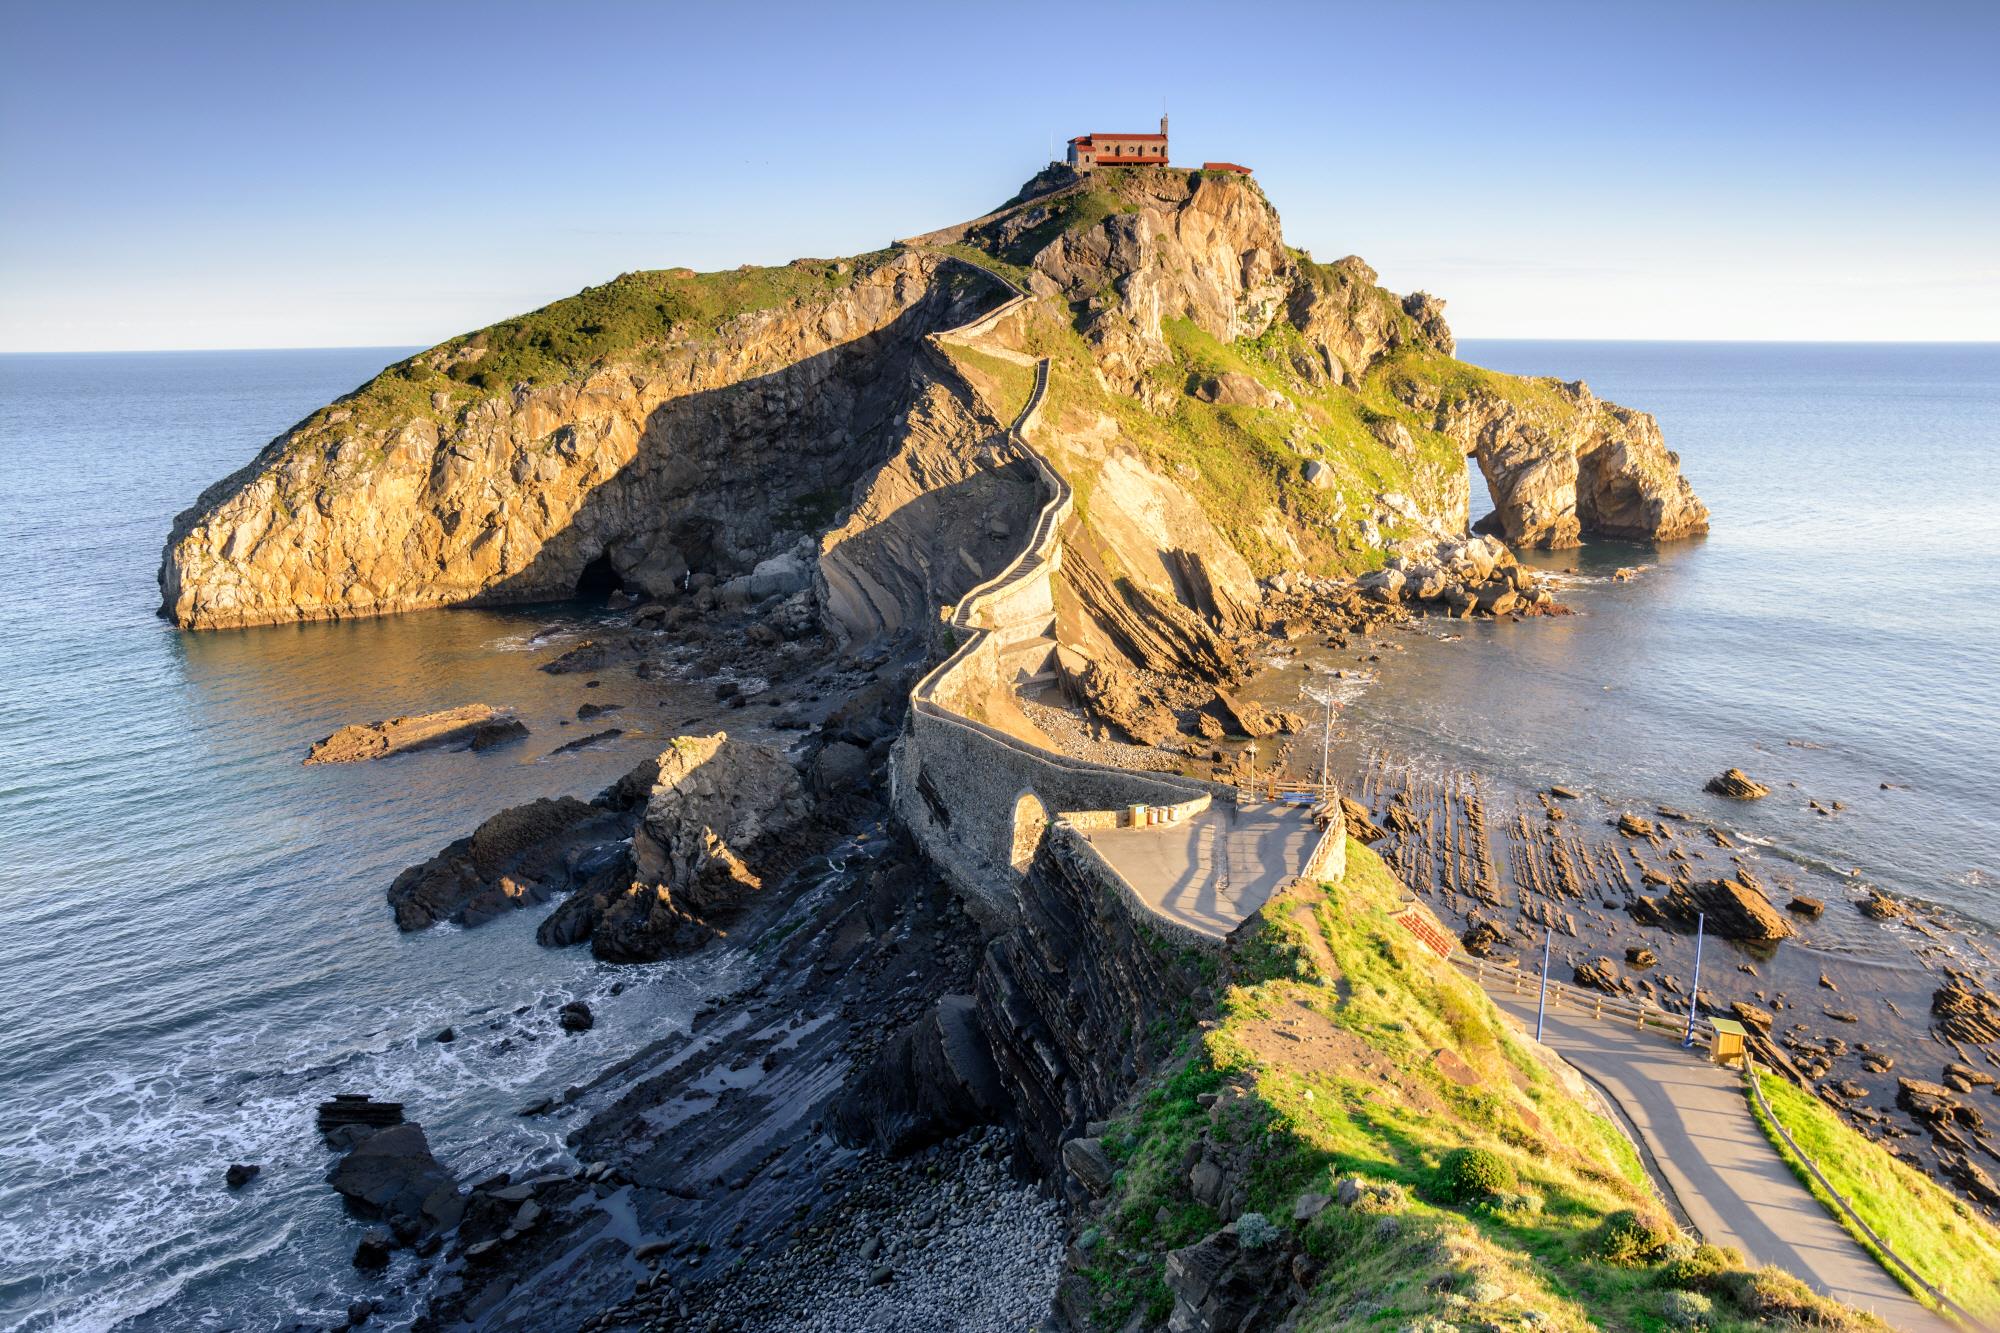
[158,162,2000,1332]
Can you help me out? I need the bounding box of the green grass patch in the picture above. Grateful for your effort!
[939,342,1037,426]
[1751,1069,2000,1321]
[1073,841,1892,1331]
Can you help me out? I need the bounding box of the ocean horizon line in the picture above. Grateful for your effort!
[5,336,1999,358]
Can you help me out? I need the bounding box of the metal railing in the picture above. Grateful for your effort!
[1745,1062,1989,1331]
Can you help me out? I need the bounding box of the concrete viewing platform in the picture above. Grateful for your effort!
[1080,799,1322,939]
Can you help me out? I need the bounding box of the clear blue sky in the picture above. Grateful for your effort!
[3,0,1994,351]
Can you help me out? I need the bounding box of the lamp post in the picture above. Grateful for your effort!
[1683,911,1707,1048]
[1535,927,1553,1042]
[1300,682,1339,797]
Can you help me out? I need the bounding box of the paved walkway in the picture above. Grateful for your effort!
[1486,992,1953,1332]
[1083,800,1316,938]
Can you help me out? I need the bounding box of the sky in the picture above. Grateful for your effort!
[1,0,1995,352]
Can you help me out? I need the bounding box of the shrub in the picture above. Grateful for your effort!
[1334,1174,1410,1213]
[1235,1211,1281,1250]
[1592,1209,1680,1266]
[1436,1148,1516,1203]
[1659,1242,1731,1290]
[1662,1289,1713,1329]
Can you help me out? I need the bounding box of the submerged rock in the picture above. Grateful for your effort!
[468,717,530,751]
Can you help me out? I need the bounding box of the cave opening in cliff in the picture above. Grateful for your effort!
[573,553,626,601]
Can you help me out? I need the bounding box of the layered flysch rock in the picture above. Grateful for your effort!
[159,251,978,631]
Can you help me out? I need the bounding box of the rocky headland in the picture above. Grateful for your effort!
[152,164,2000,1331]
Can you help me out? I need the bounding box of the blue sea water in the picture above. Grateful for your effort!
[0,341,1996,1330]
[0,350,743,1331]
[1398,340,2000,927]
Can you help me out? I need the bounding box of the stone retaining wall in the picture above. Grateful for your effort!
[892,258,1333,921]
[1053,824,1225,957]
[1300,821,1348,884]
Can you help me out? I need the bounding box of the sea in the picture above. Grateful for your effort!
[0,340,1996,1330]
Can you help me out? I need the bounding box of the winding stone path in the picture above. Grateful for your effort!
[1485,992,1954,1332]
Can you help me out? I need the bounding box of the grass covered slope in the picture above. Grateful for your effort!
[1751,1070,2000,1322]
[1014,309,1460,581]
[278,251,903,450]
[1070,841,1886,1332]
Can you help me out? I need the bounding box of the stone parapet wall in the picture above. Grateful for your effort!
[893,257,1333,920]
[1058,793,1212,833]
[1052,824,1224,957]
[1300,821,1348,884]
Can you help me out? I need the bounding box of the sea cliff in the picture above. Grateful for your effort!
[150,167,1847,1333]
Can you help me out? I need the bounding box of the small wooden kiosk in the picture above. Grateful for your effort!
[1708,1017,1749,1069]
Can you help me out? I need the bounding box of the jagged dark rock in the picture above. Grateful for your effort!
[325,1122,463,1244]
[386,796,623,931]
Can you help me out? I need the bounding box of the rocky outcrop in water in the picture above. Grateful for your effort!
[386,795,628,931]
[1430,377,1709,549]
[1705,768,1772,800]
[304,705,517,764]
[1636,874,1795,943]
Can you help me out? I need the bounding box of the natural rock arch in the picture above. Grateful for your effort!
[1008,790,1049,874]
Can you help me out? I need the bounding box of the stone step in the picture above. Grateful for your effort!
[999,635,1058,684]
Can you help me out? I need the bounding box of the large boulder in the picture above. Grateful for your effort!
[1163,1221,1294,1333]
[1062,654,1177,747]
[1212,689,1302,739]
[1649,876,1795,943]
[542,734,811,962]
[325,1122,463,1244]
[630,733,809,887]
[1191,371,1285,409]
[747,551,812,600]
[387,796,623,930]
